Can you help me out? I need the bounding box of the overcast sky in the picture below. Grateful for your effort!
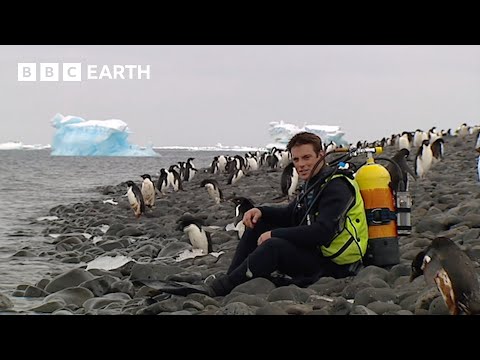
[1,45,479,147]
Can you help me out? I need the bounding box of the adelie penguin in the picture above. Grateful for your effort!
[200,179,224,204]
[410,236,480,315]
[414,139,433,179]
[385,148,417,193]
[230,196,255,239]
[227,168,244,185]
[125,180,145,218]
[281,162,299,199]
[184,158,198,181]
[140,174,156,208]
[176,214,212,255]
[157,168,169,195]
[168,164,183,191]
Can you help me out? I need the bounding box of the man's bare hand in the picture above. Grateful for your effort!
[243,208,262,229]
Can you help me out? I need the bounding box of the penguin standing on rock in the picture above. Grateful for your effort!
[157,168,170,195]
[200,179,224,204]
[415,139,433,179]
[385,148,417,192]
[125,180,145,218]
[410,236,480,315]
[281,162,299,198]
[140,174,156,208]
[168,165,183,191]
[430,137,445,165]
[176,214,212,255]
[230,196,255,239]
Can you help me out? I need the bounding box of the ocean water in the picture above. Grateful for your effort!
[0,149,246,312]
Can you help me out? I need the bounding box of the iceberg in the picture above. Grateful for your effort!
[267,121,349,150]
[50,113,159,157]
[0,141,51,150]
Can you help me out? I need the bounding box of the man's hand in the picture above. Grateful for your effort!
[243,208,262,229]
[257,231,272,246]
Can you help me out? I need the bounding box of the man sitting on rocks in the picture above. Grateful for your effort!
[206,132,369,297]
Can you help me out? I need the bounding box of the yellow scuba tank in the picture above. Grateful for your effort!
[355,147,400,267]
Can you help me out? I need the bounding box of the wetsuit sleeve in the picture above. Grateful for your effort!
[271,177,355,248]
[257,201,296,227]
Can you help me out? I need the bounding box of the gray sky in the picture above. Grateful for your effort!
[1,45,479,147]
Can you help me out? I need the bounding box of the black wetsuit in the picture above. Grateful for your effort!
[225,164,361,289]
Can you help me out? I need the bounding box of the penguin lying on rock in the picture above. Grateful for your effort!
[410,236,480,315]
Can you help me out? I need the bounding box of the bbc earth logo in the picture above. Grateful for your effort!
[17,63,151,82]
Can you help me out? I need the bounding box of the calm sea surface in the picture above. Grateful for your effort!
[0,149,245,312]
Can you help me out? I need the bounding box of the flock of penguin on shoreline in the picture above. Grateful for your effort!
[121,122,480,315]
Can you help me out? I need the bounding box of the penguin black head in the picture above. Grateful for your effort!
[231,196,255,216]
[140,174,152,181]
[200,179,219,188]
[176,213,205,231]
[410,249,427,282]
[126,180,135,188]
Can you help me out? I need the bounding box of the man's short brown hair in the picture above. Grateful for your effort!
[286,131,323,154]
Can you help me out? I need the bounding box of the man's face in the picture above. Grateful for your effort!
[291,144,324,181]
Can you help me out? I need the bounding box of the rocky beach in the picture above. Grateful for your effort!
[1,131,479,315]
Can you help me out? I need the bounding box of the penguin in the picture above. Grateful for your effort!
[230,196,255,239]
[227,168,244,185]
[413,129,428,148]
[208,156,220,174]
[157,168,170,195]
[456,123,470,137]
[385,148,417,192]
[414,139,433,179]
[281,162,299,198]
[176,214,212,254]
[184,157,198,181]
[177,161,187,181]
[168,164,183,191]
[430,137,445,164]
[200,179,224,204]
[125,180,145,218]
[140,174,156,208]
[410,237,480,315]
[217,155,227,172]
[245,153,259,171]
[398,131,412,151]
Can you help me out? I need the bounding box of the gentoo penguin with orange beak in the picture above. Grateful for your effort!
[410,236,480,315]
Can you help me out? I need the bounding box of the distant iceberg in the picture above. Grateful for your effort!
[154,143,266,152]
[50,113,158,157]
[0,141,51,150]
[267,121,349,150]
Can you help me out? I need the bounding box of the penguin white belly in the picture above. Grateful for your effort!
[415,156,424,178]
[247,158,258,171]
[231,170,244,185]
[420,147,433,175]
[398,136,410,151]
[235,220,245,239]
[127,188,140,214]
[287,168,299,196]
[166,172,174,190]
[184,225,209,254]
[142,180,156,207]
[205,184,220,204]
